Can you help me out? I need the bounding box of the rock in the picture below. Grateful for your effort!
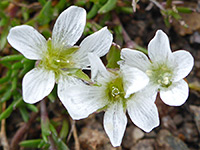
[162,116,177,130]
[173,114,183,126]
[145,130,156,138]
[184,114,193,122]
[157,129,189,150]
[122,126,144,149]
[195,60,200,69]
[79,128,117,150]
[172,12,200,36]
[132,127,145,143]
[190,31,200,44]
[122,126,134,149]
[130,139,156,150]
[190,105,200,134]
[180,123,199,143]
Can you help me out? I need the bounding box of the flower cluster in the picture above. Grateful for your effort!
[7,6,194,147]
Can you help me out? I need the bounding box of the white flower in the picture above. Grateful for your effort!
[121,30,194,106]
[7,6,113,104]
[59,53,159,147]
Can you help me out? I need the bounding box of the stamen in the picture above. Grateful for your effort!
[163,77,170,85]
[146,70,153,76]
[111,86,120,97]
[149,64,173,88]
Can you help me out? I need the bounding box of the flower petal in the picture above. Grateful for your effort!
[172,50,194,82]
[58,82,107,120]
[104,102,127,147]
[88,53,110,81]
[120,48,151,72]
[160,79,189,106]
[52,6,86,49]
[127,91,159,132]
[73,27,113,68]
[22,68,55,104]
[148,30,172,63]
[120,65,149,98]
[7,25,47,60]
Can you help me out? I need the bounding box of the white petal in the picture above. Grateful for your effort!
[104,102,127,147]
[121,48,151,72]
[58,74,82,86]
[139,84,158,102]
[88,53,110,81]
[73,27,113,67]
[120,65,149,98]
[160,79,189,106]
[127,92,159,132]
[22,68,55,104]
[52,6,86,49]
[58,83,107,120]
[7,25,47,60]
[148,30,172,63]
[172,50,194,82]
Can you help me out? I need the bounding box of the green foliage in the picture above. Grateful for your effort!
[0,55,24,62]
[98,0,117,14]
[40,113,70,149]
[19,107,29,122]
[87,3,101,19]
[0,0,192,149]
[20,139,43,148]
[37,1,53,25]
[106,43,121,69]
[159,2,193,28]
[0,98,22,121]
[59,119,69,140]
[0,53,35,122]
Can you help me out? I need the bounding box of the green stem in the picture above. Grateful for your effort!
[40,100,57,150]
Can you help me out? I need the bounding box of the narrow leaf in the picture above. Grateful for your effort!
[106,43,121,69]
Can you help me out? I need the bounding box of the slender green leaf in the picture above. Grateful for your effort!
[0,70,12,84]
[37,1,53,25]
[19,107,29,122]
[1,88,12,103]
[20,139,43,148]
[52,134,69,150]
[87,3,101,19]
[26,104,39,112]
[0,98,22,120]
[0,54,24,62]
[106,43,121,69]
[59,119,69,140]
[11,77,17,92]
[98,0,117,14]
[177,7,193,13]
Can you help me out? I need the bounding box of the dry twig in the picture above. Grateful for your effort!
[73,123,80,150]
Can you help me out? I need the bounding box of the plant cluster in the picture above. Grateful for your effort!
[0,0,195,149]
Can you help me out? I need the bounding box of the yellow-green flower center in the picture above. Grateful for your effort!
[39,39,79,79]
[146,63,173,88]
[106,76,125,102]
